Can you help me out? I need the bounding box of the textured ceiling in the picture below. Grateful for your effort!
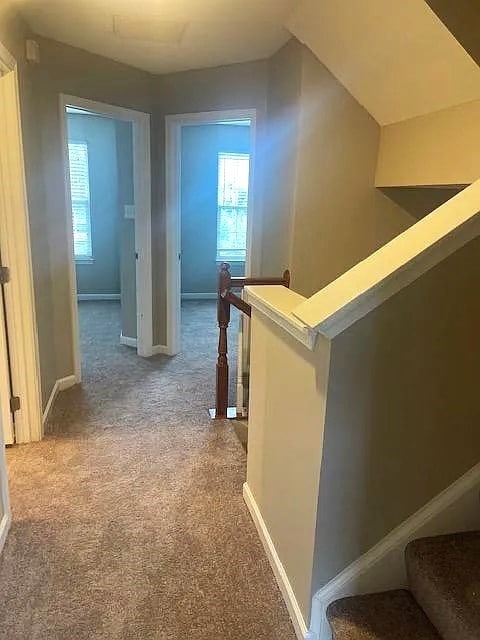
[13,0,297,74]
[288,0,480,125]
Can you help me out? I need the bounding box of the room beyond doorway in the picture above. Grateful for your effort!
[165,109,257,357]
[180,121,251,300]
[60,95,153,384]
[66,108,138,359]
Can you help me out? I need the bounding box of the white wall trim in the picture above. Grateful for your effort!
[60,94,153,378]
[77,293,120,301]
[181,292,217,300]
[0,512,11,557]
[309,462,480,640]
[243,483,316,640]
[165,109,257,358]
[57,375,77,391]
[120,334,137,348]
[245,286,317,350]
[42,375,77,426]
[0,59,42,443]
[151,344,170,356]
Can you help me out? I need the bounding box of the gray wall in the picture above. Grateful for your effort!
[21,36,155,406]
[180,124,250,294]
[19,35,267,407]
[0,6,27,60]
[116,120,137,339]
[153,61,268,338]
[0,9,59,409]
[261,41,415,297]
[312,234,480,591]
[67,113,120,295]
[381,186,466,220]
[288,46,415,297]
[261,39,303,276]
[12,28,416,409]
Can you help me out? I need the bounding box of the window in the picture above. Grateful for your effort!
[68,141,93,261]
[217,152,250,262]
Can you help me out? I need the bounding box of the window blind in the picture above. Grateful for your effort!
[68,141,93,260]
[217,152,250,262]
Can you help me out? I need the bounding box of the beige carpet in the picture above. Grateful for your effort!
[0,301,296,640]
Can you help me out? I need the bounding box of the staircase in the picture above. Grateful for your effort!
[326,531,480,639]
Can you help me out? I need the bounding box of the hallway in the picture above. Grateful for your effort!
[0,301,295,639]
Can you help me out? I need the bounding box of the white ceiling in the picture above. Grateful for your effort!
[288,0,480,125]
[14,0,297,74]
[11,0,480,126]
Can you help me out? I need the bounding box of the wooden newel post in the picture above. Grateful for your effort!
[216,262,231,418]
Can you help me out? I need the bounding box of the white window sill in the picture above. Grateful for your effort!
[216,258,246,263]
[75,257,94,265]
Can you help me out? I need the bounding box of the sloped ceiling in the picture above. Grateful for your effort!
[13,0,297,74]
[287,0,480,125]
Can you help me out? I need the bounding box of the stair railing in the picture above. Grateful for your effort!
[213,262,290,419]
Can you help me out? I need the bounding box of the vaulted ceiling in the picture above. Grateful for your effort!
[13,0,296,74]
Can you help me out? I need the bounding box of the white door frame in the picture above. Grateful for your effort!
[165,108,257,356]
[59,95,153,379]
[0,41,42,444]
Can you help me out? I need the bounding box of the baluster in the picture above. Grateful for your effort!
[215,262,231,418]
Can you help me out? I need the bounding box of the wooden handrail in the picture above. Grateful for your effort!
[230,271,291,289]
[225,291,251,317]
[214,262,290,418]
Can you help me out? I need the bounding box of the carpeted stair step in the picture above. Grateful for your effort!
[326,589,441,639]
[406,531,480,640]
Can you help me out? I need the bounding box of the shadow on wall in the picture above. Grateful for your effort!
[313,232,480,590]
[381,186,467,220]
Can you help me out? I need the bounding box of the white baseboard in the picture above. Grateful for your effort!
[42,375,77,426]
[151,344,170,356]
[77,294,120,301]
[181,293,216,300]
[243,483,315,640]
[310,462,480,640]
[0,512,11,557]
[120,334,137,348]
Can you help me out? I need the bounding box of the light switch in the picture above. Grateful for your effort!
[124,205,135,219]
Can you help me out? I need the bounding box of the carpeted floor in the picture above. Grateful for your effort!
[0,300,296,640]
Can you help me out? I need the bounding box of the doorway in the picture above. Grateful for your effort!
[165,109,257,356]
[180,122,251,299]
[60,96,153,383]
